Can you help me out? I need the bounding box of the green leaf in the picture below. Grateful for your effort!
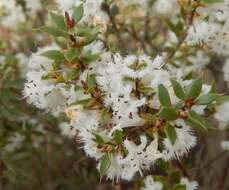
[165,19,183,37]
[195,93,219,105]
[172,184,186,190]
[154,175,167,188]
[158,84,171,107]
[100,108,111,126]
[174,102,183,110]
[139,86,155,96]
[82,53,100,64]
[216,95,229,105]
[77,27,97,36]
[93,133,104,146]
[40,50,65,61]
[169,171,181,184]
[86,74,96,89]
[113,130,123,144]
[100,153,112,178]
[66,69,80,80]
[72,4,84,23]
[186,79,202,100]
[165,123,177,145]
[190,111,214,129]
[201,0,224,4]
[159,107,179,121]
[37,26,69,38]
[139,113,157,124]
[157,160,169,174]
[64,48,79,62]
[185,111,208,131]
[84,32,98,45]
[50,12,67,30]
[171,79,185,100]
[183,71,193,80]
[210,79,216,93]
[71,98,91,106]
[76,27,98,45]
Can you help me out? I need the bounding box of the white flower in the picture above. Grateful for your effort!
[122,0,148,9]
[180,177,199,190]
[3,133,25,153]
[221,141,229,151]
[110,90,146,128]
[56,0,81,12]
[163,120,197,160]
[186,20,219,46]
[154,0,179,16]
[186,51,210,72]
[0,0,25,29]
[59,122,76,138]
[81,132,104,160]
[214,102,229,129]
[106,135,163,182]
[25,0,42,15]
[28,46,59,71]
[65,105,99,131]
[141,175,163,190]
[186,0,229,56]
[15,53,29,75]
[121,135,162,177]
[106,155,126,182]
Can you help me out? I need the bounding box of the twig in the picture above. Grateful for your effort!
[165,2,197,64]
[102,2,127,53]
[190,151,228,173]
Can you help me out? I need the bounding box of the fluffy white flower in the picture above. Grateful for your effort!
[106,155,126,182]
[56,0,81,12]
[221,140,229,151]
[214,102,229,129]
[180,177,199,190]
[96,53,169,128]
[23,45,85,115]
[25,0,42,15]
[121,135,162,177]
[59,122,76,138]
[23,71,65,114]
[0,0,25,28]
[186,51,210,72]
[186,20,219,46]
[66,105,99,131]
[154,0,179,16]
[110,89,146,128]
[141,175,163,190]
[187,0,229,55]
[3,133,25,153]
[122,0,148,8]
[28,46,59,71]
[15,53,29,75]
[81,131,105,160]
[163,120,197,160]
[105,135,162,181]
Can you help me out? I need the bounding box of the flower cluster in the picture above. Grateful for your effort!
[186,0,229,55]
[17,0,229,189]
[22,1,227,185]
[0,0,25,29]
